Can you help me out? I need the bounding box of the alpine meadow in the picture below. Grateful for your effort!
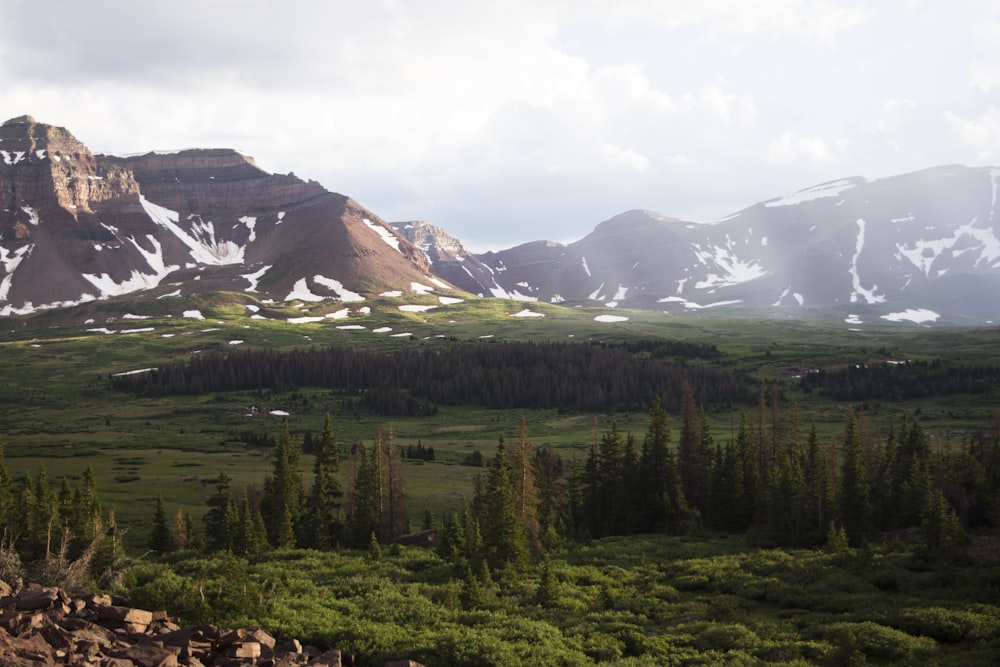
[1,115,1000,665]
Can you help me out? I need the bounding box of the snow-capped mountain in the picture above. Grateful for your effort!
[427,166,1000,323]
[3,115,998,324]
[0,116,453,316]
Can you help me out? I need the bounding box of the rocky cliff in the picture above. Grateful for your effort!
[0,116,451,317]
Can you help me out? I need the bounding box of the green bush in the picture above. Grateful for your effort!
[890,606,1000,643]
[695,622,761,651]
[814,621,936,660]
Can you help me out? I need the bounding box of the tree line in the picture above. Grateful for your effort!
[799,359,1000,401]
[109,340,754,415]
[0,451,135,589]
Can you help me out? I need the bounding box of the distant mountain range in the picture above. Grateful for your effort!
[3,115,999,324]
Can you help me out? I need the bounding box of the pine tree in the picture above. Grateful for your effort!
[376,426,407,540]
[509,417,542,553]
[839,409,872,546]
[480,437,528,570]
[638,397,693,534]
[678,382,711,518]
[260,420,303,547]
[919,488,969,565]
[204,473,237,552]
[347,441,380,548]
[305,413,343,549]
[148,496,173,552]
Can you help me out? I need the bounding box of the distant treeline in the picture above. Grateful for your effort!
[110,340,753,415]
[800,360,1000,401]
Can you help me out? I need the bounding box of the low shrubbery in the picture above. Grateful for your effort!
[116,535,1000,667]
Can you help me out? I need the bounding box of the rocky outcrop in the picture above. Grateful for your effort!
[0,583,424,667]
[0,116,454,317]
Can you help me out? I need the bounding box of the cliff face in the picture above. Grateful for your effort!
[0,116,447,316]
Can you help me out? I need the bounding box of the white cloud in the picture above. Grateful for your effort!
[0,1,996,250]
[761,131,837,166]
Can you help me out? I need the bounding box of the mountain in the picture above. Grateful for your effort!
[4,115,999,325]
[0,115,452,316]
[418,167,1000,323]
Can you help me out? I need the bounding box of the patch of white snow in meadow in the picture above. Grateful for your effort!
[372,326,393,333]
[845,314,863,325]
[182,310,204,320]
[411,282,434,294]
[87,328,117,335]
[594,314,629,323]
[229,340,244,346]
[269,410,290,417]
[380,290,403,297]
[391,332,413,337]
[287,316,324,324]
[123,313,151,320]
[326,308,351,319]
[511,309,545,318]
[880,308,940,324]
[399,304,437,312]
[120,327,155,334]
[439,296,464,305]
[111,368,156,377]
[337,324,366,330]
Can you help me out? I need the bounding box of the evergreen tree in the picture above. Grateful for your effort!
[204,473,237,552]
[260,420,303,547]
[804,422,835,543]
[919,488,969,565]
[148,496,173,553]
[638,397,693,534]
[678,382,711,518]
[839,409,872,546]
[347,441,380,548]
[509,417,542,553]
[480,437,529,569]
[305,413,343,549]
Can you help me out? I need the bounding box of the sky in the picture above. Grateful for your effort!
[2,1,999,252]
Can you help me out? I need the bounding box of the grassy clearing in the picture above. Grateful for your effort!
[2,295,999,551]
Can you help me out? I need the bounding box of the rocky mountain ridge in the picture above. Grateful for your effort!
[404,166,1000,324]
[3,115,999,324]
[0,116,454,318]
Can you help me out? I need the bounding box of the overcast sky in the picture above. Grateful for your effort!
[2,1,998,251]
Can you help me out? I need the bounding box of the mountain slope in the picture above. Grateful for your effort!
[0,116,451,316]
[418,166,1000,323]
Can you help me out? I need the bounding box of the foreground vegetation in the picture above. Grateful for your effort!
[2,295,1000,664]
[125,536,1000,666]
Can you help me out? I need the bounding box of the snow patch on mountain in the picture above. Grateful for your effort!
[362,218,402,254]
[241,265,270,292]
[313,275,365,302]
[581,256,592,277]
[849,219,885,304]
[0,244,33,301]
[238,216,257,243]
[139,196,245,266]
[21,206,39,226]
[881,308,939,324]
[764,179,858,207]
[692,241,768,289]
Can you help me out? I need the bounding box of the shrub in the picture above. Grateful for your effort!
[813,621,936,660]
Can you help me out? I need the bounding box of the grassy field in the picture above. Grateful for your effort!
[2,293,999,550]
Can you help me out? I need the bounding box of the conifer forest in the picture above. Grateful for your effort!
[1,317,1000,666]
